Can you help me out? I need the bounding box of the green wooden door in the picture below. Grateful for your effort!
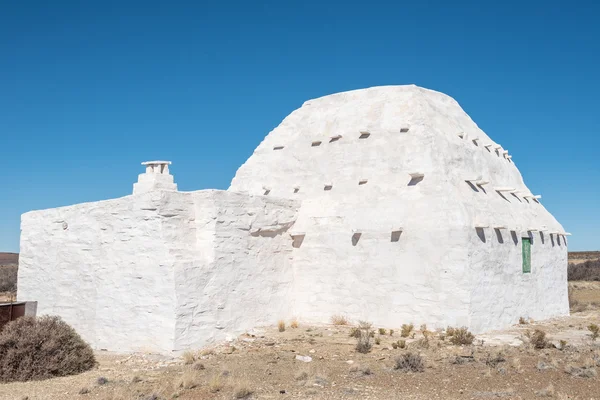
[522,237,531,273]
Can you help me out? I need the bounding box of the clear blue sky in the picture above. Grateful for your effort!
[1,1,598,252]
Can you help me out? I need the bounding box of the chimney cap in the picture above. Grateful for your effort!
[142,160,172,166]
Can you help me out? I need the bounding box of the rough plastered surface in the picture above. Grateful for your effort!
[19,190,298,353]
[230,85,569,332]
[19,85,568,354]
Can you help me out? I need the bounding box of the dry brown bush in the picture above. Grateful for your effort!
[0,316,96,382]
[588,324,599,341]
[448,327,474,345]
[330,314,349,325]
[568,259,600,281]
[400,323,414,338]
[355,321,372,353]
[278,320,286,332]
[394,352,424,372]
[0,265,17,292]
[531,329,550,349]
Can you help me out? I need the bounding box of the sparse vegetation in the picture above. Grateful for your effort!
[389,329,394,336]
[182,350,195,365]
[559,340,568,349]
[97,377,108,385]
[568,259,600,281]
[330,314,349,325]
[374,336,381,345]
[355,321,372,353]
[588,324,599,340]
[401,323,414,338]
[176,369,199,389]
[278,320,286,332]
[448,327,474,346]
[378,328,386,335]
[530,329,550,349]
[446,326,456,336]
[208,375,223,393]
[519,317,528,325]
[394,352,424,372]
[233,384,253,399]
[290,318,299,329]
[0,265,17,292]
[0,316,96,383]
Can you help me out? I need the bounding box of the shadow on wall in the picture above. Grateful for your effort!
[408,176,424,186]
[476,228,486,243]
[511,231,518,245]
[540,231,545,244]
[352,232,362,246]
[495,228,504,244]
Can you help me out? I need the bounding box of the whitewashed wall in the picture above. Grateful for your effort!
[19,190,298,353]
[230,85,569,333]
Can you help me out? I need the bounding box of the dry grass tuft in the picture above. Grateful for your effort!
[233,384,254,399]
[176,369,200,389]
[192,362,205,371]
[519,317,528,325]
[448,327,474,346]
[588,323,599,341]
[330,314,349,325]
[378,328,386,335]
[182,350,195,365]
[208,374,223,393]
[394,352,424,372]
[278,320,286,332]
[0,316,96,383]
[290,318,299,329]
[401,323,414,338]
[530,329,550,349]
[355,321,373,354]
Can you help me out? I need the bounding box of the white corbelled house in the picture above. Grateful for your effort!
[18,85,569,354]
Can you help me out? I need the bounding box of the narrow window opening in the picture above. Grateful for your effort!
[457,132,465,139]
[522,237,531,273]
[391,230,402,242]
[400,126,410,133]
[263,189,271,195]
[359,131,371,139]
[293,187,300,194]
[329,135,342,143]
[311,141,322,147]
[291,233,305,249]
[352,232,362,246]
[472,139,479,146]
[324,184,333,191]
[358,179,368,185]
[273,146,284,150]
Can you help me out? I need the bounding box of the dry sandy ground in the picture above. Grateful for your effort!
[1,286,600,400]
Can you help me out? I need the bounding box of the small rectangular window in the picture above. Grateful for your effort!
[358,179,368,185]
[359,131,371,139]
[329,135,342,143]
[273,146,284,150]
[522,237,531,273]
[324,184,333,191]
[311,141,322,147]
